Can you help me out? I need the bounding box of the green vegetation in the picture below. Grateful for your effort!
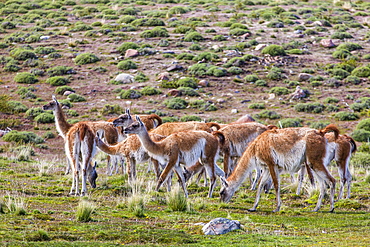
[74,53,100,65]
[261,45,286,56]
[14,72,38,84]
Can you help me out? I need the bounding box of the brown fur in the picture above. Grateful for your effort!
[151,121,220,136]
[96,132,166,181]
[112,109,162,131]
[65,122,98,196]
[124,117,221,198]
[220,125,339,212]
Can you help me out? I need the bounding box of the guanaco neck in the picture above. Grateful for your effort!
[54,103,73,139]
[136,128,161,155]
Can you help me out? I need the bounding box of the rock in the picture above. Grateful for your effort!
[255,44,267,51]
[39,36,50,40]
[202,218,242,235]
[224,50,241,57]
[313,21,323,26]
[240,32,251,40]
[289,86,309,100]
[115,73,135,84]
[293,34,305,38]
[298,73,313,81]
[167,89,181,97]
[231,109,238,114]
[234,114,255,123]
[198,79,209,87]
[157,72,169,81]
[125,49,139,58]
[268,93,275,100]
[167,64,183,72]
[217,98,226,103]
[320,39,336,48]
[63,90,75,96]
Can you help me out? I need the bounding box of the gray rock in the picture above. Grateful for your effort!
[202,218,242,235]
[320,39,336,48]
[298,73,313,81]
[125,49,139,58]
[115,73,135,84]
[255,44,267,51]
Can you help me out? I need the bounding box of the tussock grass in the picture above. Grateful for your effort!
[6,195,27,215]
[35,158,55,176]
[166,185,188,212]
[76,200,96,222]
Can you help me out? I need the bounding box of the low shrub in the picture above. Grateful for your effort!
[180,115,201,122]
[334,112,359,121]
[25,107,44,119]
[74,53,100,65]
[336,42,362,51]
[266,67,284,80]
[294,103,325,113]
[134,72,149,82]
[117,60,137,70]
[255,110,281,119]
[279,118,303,128]
[117,42,140,54]
[34,46,56,55]
[177,53,195,60]
[351,129,370,142]
[178,87,199,96]
[245,74,259,83]
[309,121,330,130]
[269,87,289,95]
[228,67,243,75]
[331,32,353,39]
[46,76,69,86]
[34,113,55,124]
[164,98,188,109]
[68,93,86,102]
[100,104,123,116]
[46,66,75,76]
[14,72,38,84]
[8,101,28,113]
[193,52,218,62]
[140,86,162,96]
[184,32,204,42]
[324,97,339,104]
[255,80,268,87]
[261,45,286,56]
[351,66,370,77]
[140,27,169,38]
[55,86,74,95]
[356,118,370,131]
[119,90,142,99]
[248,103,265,109]
[3,131,44,144]
[10,49,37,61]
[344,76,361,85]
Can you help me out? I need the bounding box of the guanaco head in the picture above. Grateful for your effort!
[112,108,133,127]
[42,95,59,111]
[219,176,234,203]
[123,116,146,135]
[88,161,98,188]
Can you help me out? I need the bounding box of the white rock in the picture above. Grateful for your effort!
[115,73,134,84]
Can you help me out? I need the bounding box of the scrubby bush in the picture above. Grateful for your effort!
[356,118,370,132]
[14,72,38,84]
[206,66,227,77]
[261,45,286,56]
[336,42,363,52]
[55,86,75,95]
[212,35,227,41]
[117,60,137,70]
[140,27,169,38]
[294,103,325,113]
[331,32,353,39]
[68,93,86,102]
[255,110,281,119]
[119,89,142,99]
[180,115,201,122]
[140,86,162,96]
[117,42,140,54]
[269,87,289,95]
[177,53,195,60]
[184,32,204,42]
[266,67,284,80]
[34,113,55,124]
[224,57,245,68]
[176,77,198,89]
[351,66,370,77]
[132,18,165,27]
[351,129,370,142]
[34,46,56,55]
[245,74,259,83]
[255,80,268,87]
[47,66,75,76]
[248,103,265,109]
[332,50,352,60]
[46,76,69,86]
[177,87,198,97]
[188,44,202,51]
[344,76,361,85]
[324,97,339,104]
[229,28,250,36]
[10,49,37,61]
[309,121,330,130]
[25,107,44,120]
[100,104,123,116]
[193,52,218,62]
[164,98,188,109]
[329,68,350,79]
[228,67,243,75]
[3,131,44,144]
[279,118,303,128]
[74,53,100,65]
[334,112,359,121]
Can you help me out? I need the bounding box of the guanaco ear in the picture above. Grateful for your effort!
[52,95,59,105]
[93,161,97,169]
[126,108,132,119]
[220,176,229,187]
[136,116,144,126]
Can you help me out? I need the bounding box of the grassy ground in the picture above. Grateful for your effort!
[0,152,369,246]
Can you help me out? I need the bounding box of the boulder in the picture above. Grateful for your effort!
[125,49,139,58]
[320,39,336,48]
[167,89,181,97]
[115,73,135,84]
[298,73,313,81]
[202,218,242,235]
[157,72,170,81]
[255,44,267,51]
[198,79,209,87]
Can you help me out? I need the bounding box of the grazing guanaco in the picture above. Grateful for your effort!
[220,125,339,212]
[65,122,98,196]
[124,116,223,198]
